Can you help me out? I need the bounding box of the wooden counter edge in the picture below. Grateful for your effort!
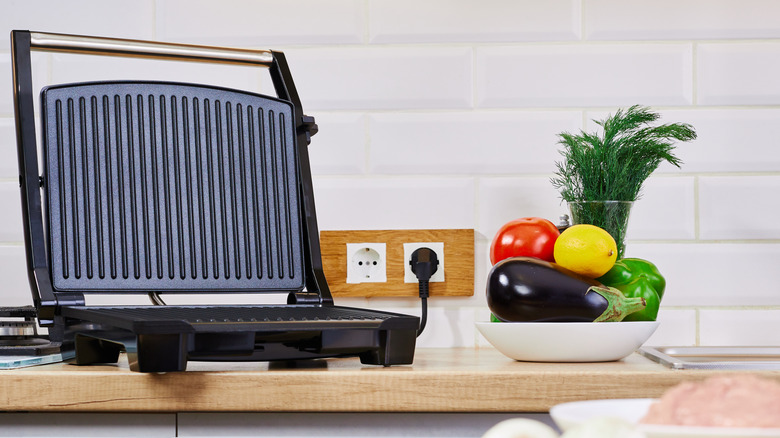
[1,349,779,413]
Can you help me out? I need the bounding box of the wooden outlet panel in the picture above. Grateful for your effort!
[320,229,475,297]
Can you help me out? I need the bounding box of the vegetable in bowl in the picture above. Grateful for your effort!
[487,257,645,323]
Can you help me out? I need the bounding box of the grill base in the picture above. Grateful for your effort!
[64,305,419,372]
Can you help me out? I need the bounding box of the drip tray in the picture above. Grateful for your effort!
[639,346,780,370]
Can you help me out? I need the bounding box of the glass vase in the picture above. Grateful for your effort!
[567,200,633,259]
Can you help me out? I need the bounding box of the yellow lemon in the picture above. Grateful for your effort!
[554,224,617,278]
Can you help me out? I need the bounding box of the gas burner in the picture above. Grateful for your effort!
[0,320,36,336]
[0,306,63,356]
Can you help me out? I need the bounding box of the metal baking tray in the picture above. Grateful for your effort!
[639,346,780,370]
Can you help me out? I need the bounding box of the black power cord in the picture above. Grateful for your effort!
[409,247,439,337]
[148,292,166,305]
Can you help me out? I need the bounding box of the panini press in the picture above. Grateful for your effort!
[10,30,419,372]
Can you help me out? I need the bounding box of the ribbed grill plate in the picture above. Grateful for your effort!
[67,305,392,323]
[62,305,395,332]
[42,82,303,292]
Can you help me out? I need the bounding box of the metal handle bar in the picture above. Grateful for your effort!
[29,31,274,66]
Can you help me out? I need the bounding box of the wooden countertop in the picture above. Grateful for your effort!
[1,348,778,413]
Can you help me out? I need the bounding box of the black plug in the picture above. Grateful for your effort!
[410,248,439,337]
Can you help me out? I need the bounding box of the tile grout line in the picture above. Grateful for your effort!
[693,176,700,240]
[363,114,371,174]
[471,46,478,110]
[363,0,370,44]
[691,41,698,105]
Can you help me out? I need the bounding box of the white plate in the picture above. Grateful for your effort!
[475,321,659,362]
[550,398,780,437]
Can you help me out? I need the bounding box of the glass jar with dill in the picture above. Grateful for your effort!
[551,105,696,259]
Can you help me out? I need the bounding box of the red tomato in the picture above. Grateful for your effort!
[490,217,560,264]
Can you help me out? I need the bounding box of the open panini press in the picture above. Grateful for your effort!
[10,30,419,372]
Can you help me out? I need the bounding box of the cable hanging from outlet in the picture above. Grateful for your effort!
[409,247,439,337]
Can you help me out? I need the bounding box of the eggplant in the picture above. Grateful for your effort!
[487,257,646,322]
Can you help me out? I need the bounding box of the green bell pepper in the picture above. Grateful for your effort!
[596,258,666,321]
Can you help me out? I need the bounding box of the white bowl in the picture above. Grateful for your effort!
[476,321,659,362]
[550,398,654,431]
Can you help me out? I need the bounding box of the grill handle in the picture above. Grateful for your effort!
[29,31,274,66]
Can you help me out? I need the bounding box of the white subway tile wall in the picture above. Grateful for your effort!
[284,46,473,110]
[584,0,780,41]
[626,177,697,241]
[369,0,582,43]
[476,44,694,108]
[0,119,17,177]
[699,310,780,346]
[697,42,780,105]
[49,54,263,93]
[0,0,155,51]
[0,0,778,349]
[158,0,366,46]
[369,111,580,174]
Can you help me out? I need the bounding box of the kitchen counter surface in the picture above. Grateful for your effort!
[1,348,778,413]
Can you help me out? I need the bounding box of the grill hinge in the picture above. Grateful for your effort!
[36,292,85,326]
[298,115,318,145]
[287,291,322,305]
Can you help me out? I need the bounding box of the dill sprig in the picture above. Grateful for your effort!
[552,105,697,203]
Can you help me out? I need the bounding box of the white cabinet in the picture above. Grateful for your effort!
[176,412,558,437]
[0,413,175,437]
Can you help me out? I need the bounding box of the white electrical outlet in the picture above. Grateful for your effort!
[346,243,387,283]
[403,242,445,283]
